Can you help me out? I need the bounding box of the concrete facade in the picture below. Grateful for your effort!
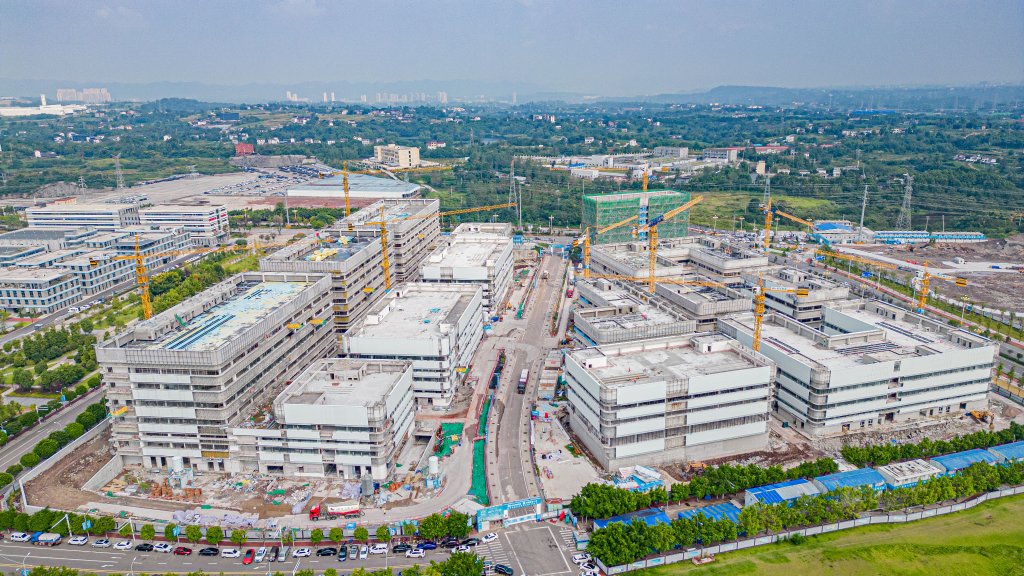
[719,300,996,436]
[138,204,229,246]
[342,283,484,407]
[565,334,774,471]
[752,268,850,325]
[55,251,134,295]
[589,236,769,285]
[98,272,335,472]
[0,267,81,314]
[573,279,696,345]
[26,203,140,230]
[229,359,415,480]
[420,229,513,314]
[331,199,441,283]
[373,144,421,168]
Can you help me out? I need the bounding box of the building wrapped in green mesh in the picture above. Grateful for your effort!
[582,190,692,244]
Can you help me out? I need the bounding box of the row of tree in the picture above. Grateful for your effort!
[569,458,838,520]
[0,400,107,487]
[0,374,101,440]
[841,422,1024,467]
[586,460,1024,567]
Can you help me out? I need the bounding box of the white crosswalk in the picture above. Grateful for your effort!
[478,540,511,564]
[556,527,575,550]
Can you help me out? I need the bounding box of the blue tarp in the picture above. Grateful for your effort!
[813,468,887,492]
[989,441,1024,463]
[677,503,742,524]
[930,449,1001,474]
[593,508,671,530]
[745,479,820,506]
[815,222,852,232]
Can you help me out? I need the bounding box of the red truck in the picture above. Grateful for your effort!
[309,501,361,521]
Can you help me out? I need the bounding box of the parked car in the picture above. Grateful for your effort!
[440,537,460,548]
[481,533,498,544]
[348,545,360,560]
[317,547,337,556]
[153,543,172,553]
[417,541,438,550]
[337,547,347,561]
[580,570,599,576]
[453,545,471,553]
[483,561,494,572]
[369,544,388,555]
[92,539,111,548]
[278,546,290,561]
[495,564,515,576]
[68,536,89,546]
[406,549,425,559]
[392,543,412,553]
[359,545,368,559]
[255,547,267,563]
[199,547,219,556]
[242,549,255,564]
[461,537,481,547]
[578,562,598,572]
[135,543,154,552]
[572,554,592,565]
[222,548,241,559]
[9,533,30,543]
[114,541,133,551]
[292,548,311,558]
[173,547,192,556]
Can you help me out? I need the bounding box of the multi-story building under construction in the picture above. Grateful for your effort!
[582,190,691,245]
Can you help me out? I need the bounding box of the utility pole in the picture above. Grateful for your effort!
[895,174,913,230]
[858,185,869,242]
[114,154,126,191]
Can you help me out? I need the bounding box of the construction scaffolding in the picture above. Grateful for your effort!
[582,190,692,245]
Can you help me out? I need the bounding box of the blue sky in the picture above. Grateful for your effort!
[3,0,1022,95]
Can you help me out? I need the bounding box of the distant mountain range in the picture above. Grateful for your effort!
[1,78,1021,110]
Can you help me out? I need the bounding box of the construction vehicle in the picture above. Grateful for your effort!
[364,202,516,291]
[913,261,968,313]
[761,197,815,252]
[629,195,705,293]
[309,501,361,521]
[968,410,995,431]
[752,274,809,352]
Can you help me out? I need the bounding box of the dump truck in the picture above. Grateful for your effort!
[309,501,361,521]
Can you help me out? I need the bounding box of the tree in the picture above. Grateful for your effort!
[20,452,40,468]
[0,473,13,488]
[185,524,203,543]
[310,528,324,546]
[376,525,392,543]
[432,551,485,576]
[206,525,223,546]
[165,523,178,541]
[11,368,33,391]
[140,524,155,541]
[118,523,133,538]
[444,512,471,539]
[419,514,446,541]
[64,422,85,440]
[328,527,344,545]
[33,439,59,459]
[354,526,369,542]
[75,411,97,429]
[93,516,115,536]
[230,529,247,546]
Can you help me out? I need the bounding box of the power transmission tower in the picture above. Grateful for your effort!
[895,174,913,230]
[113,154,126,190]
[187,165,198,179]
[762,174,771,206]
[858,184,869,242]
[508,159,522,229]
[78,176,86,190]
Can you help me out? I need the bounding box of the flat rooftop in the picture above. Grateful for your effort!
[142,280,309,351]
[427,237,509,268]
[59,250,118,266]
[586,190,685,203]
[578,282,682,328]
[302,237,375,262]
[0,227,94,241]
[349,283,478,340]
[13,249,84,266]
[0,267,70,282]
[28,202,135,212]
[338,199,437,228]
[569,334,758,388]
[290,173,420,196]
[283,359,409,408]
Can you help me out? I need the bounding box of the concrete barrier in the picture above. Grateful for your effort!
[19,417,111,513]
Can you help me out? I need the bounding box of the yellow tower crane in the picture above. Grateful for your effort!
[573,213,640,280]
[761,197,815,252]
[364,202,517,291]
[914,261,968,313]
[629,195,705,293]
[752,274,809,352]
[91,237,295,320]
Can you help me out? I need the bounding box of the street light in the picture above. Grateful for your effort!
[961,295,969,321]
[129,555,137,576]
[712,215,718,234]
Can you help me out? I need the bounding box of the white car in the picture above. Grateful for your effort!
[255,547,267,563]
[68,536,89,546]
[221,548,241,558]
[580,571,599,576]
[92,539,111,548]
[572,554,592,565]
[481,533,498,544]
[359,545,368,559]
[9,533,30,542]
[114,540,133,550]
[369,544,388,555]
[406,549,425,558]
[453,545,471,553]
[292,548,311,558]
[153,543,172,553]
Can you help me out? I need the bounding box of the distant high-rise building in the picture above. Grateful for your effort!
[55,88,112,103]
[330,92,336,102]
[323,92,328,103]
[512,91,517,105]
[438,91,448,105]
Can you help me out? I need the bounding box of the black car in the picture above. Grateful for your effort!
[337,547,348,561]
[392,543,412,553]
[461,537,481,547]
[317,547,338,556]
[495,565,514,576]
[417,541,438,550]
[198,547,219,556]
[134,543,154,552]
[440,538,460,548]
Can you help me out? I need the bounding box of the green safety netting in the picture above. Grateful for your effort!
[478,397,492,436]
[435,422,464,458]
[469,439,489,505]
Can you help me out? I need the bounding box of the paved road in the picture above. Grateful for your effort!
[0,520,582,576]
[0,387,104,470]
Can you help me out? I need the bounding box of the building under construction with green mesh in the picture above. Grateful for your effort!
[582,190,692,244]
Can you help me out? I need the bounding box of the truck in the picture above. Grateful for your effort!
[566,287,574,298]
[517,369,529,394]
[542,270,549,280]
[32,532,62,546]
[309,501,361,521]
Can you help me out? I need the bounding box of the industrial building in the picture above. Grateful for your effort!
[930,449,1001,476]
[589,236,769,284]
[573,279,696,345]
[752,268,850,324]
[26,202,141,230]
[811,468,887,492]
[452,222,513,237]
[98,272,335,472]
[287,173,422,201]
[582,190,692,245]
[564,333,774,471]
[138,204,229,246]
[342,283,484,407]
[228,359,415,480]
[875,459,944,489]
[744,479,820,506]
[54,251,134,295]
[0,267,81,314]
[654,279,750,331]
[373,144,421,169]
[0,227,97,251]
[330,199,441,283]
[259,236,384,332]
[420,227,513,314]
[719,300,996,436]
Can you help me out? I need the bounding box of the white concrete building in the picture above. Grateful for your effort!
[229,359,415,480]
[573,279,696,345]
[26,203,140,230]
[0,227,97,251]
[0,267,81,314]
[719,300,996,436]
[373,144,421,168]
[752,268,850,325]
[420,229,513,314]
[653,147,689,159]
[98,272,335,472]
[342,283,484,407]
[589,236,770,285]
[565,333,774,471]
[330,199,440,283]
[55,251,134,295]
[138,204,229,246]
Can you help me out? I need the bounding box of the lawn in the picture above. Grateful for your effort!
[649,494,1024,576]
[688,191,836,231]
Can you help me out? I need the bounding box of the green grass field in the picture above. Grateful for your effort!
[688,191,836,230]
[649,495,1024,576]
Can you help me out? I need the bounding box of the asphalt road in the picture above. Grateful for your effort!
[0,387,105,471]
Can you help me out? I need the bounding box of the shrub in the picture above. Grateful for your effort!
[48,430,70,447]
[86,374,102,389]
[164,523,177,541]
[6,464,22,477]
[0,473,13,487]
[18,412,38,427]
[353,526,368,542]
[5,422,22,436]
[76,412,97,429]
[140,524,156,541]
[75,384,87,397]
[19,452,39,468]
[65,422,85,440]
[33,439,59,459]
